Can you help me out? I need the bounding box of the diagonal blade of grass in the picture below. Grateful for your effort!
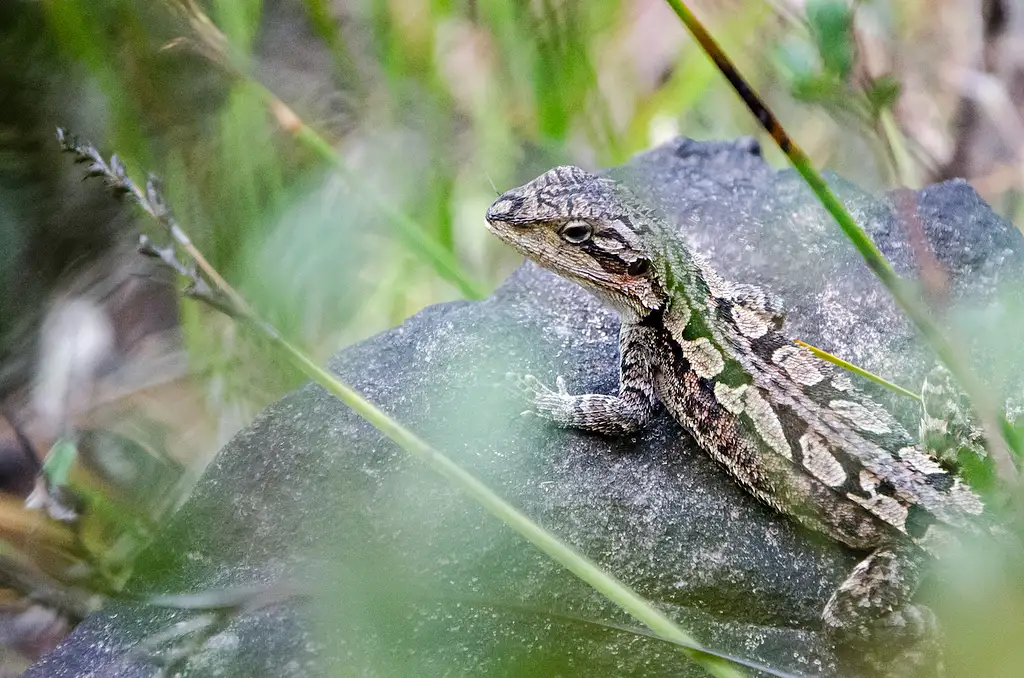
[273,332,743,678]
[259,90,488,300]
[662,0,1019,485]
[444,598,807,678]
[57,130,744,678]
[793,339,921,402]
[163,0,487,301]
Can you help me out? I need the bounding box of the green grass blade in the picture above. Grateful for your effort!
[60,131,745,677]
[261,89,487,300]
[271,331,744,678]
[661,0,1020,483]
[793,340,921,401]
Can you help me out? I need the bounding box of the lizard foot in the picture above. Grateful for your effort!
[505,371,654,435]
[823,546,943,677]
[505,373,574,421]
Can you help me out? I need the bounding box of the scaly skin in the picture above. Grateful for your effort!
[486,165,991,675]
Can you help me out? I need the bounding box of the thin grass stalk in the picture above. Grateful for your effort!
[274,332,743,678]
[662,0,1019,485]
[58,131,745,678]
[259,90,488,300]
[793,340,921,402]
[165,0,488,300]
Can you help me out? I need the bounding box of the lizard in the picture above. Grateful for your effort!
[484,165,997,675]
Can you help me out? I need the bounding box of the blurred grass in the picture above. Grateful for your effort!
[26,0,1023,410]
[38,0,786,429]
[23,0,1013,568]
[8,0,1024,672]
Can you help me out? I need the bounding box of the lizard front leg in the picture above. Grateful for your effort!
[513,322,660,436]
[824,544,942,676]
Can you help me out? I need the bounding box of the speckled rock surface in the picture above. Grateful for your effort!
[25,138,1024,678]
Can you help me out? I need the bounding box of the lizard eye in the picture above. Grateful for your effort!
[627,258,650,276]
[559,221,593,244]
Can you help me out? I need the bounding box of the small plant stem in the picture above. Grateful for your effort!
[59,131,745,678]
[794,340,921,402]
[662,0,1018,484]
[258,88,489,300]
[273,332,742,677]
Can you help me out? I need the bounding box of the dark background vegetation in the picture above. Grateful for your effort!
[1,0,1023,674]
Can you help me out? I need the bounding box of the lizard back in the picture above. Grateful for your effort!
[486,165,987,555]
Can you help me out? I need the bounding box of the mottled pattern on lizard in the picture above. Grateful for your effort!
[486,165,992,673]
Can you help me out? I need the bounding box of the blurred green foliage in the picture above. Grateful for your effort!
[28,0,924,405]
[25,0,781,421]
[8,1,1024,671]
[0,0,954,592]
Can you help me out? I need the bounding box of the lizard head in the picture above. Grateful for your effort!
[485,166,667,319]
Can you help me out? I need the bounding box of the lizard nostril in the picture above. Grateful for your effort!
[486,201,512,222]
[486,192,525,223]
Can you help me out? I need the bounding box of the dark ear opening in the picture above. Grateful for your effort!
[627,258,650,276]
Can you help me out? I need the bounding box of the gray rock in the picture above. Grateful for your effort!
[26,138,1024,678]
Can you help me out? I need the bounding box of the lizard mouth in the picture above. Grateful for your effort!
[484,193,538,256]
[483,217,546,266]
[482,215,518,251]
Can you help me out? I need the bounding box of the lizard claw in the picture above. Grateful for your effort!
[506,373,539,404]
[506,372,572,423]
[506,373,558,399]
